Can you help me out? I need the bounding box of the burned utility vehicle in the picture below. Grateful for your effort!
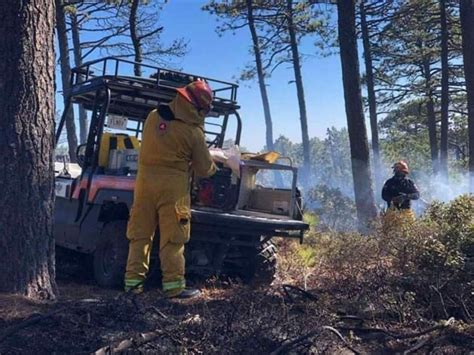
[54,57,308,287]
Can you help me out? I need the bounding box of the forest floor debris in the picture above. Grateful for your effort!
[0,245,472,354]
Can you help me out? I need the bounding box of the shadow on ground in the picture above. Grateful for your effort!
[0,249,473,354]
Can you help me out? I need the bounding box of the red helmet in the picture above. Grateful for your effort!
[177,80,213,113]
[393,161,409,174]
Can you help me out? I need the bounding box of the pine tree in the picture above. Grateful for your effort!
[0,0,57,299]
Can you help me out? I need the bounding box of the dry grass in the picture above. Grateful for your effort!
[1,196,473,353]
[0,258,472,354]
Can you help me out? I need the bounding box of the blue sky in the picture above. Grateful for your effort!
[57,0,351,152]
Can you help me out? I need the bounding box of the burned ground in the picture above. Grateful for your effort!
[0,242,472,354]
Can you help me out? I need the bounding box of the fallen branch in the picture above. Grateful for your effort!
[270,329,319,355]
[336,325,394,341]
[336,317,455,340]
[270,326,360,355]
[338,315,366,322]
[281,284,318,303]
[0,307,65,344]
[458,297,472,321]
[322,326,361,355]
[402,336,432,355]
[338,315,366,326]
[430,285,449,319]
[392,317,455,340]
[94,330,165,355]
[147,306,169,320]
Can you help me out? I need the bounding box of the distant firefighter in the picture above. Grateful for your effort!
[382,161,420,222]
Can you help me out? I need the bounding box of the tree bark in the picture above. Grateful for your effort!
[439,0,450,181]
[422,58,440,175]
[247,0,274,151]
[460,0,474,192]
[287,0,311,185]
[70,11,88,144]
[337,0,377,230]
[56,0,78,162]
[129,0,142,77]
[0,0,57,299]
[360,0,382,199]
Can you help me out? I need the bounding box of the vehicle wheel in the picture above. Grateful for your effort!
[93,221,129,288]
[242,239,277,287]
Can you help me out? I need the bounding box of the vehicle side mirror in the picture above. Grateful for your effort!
[76,144,87,168]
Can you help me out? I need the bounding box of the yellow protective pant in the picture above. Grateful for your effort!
[382,207,415,234]
[125,169,191,296]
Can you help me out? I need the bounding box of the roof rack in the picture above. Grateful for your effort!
[68,57,240,118]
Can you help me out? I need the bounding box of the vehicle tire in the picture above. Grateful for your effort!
[93,221,129,288]
[243,239,277,287]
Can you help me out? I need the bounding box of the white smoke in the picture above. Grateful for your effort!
[392,169,470,215]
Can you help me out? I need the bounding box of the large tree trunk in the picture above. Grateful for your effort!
[360,0,382,200]
[337,0,377,230]
[439,0,450,181]
[70,11,88,144]
[422,59,439,175]
[0,0,57,300]
[56,0,78,162]
[460,0,474,192]
[247,0,274,151]
[129,0,142,77]
[287,0,311,185]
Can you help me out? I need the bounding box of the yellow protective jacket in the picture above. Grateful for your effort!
[138,94,217,177]
[125,94,217,295]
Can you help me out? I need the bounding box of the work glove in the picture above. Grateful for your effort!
[209,148,241,177]
[209,149,227,163]
[226,155,241,177]
[391,193,407,205]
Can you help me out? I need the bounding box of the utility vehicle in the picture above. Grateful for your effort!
[54,57,308,287]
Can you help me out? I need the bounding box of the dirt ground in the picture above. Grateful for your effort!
[0,248,473,354]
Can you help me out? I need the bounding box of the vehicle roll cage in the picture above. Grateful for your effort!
[56,57,243,170]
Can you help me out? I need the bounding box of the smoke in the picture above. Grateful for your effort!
[377,154,472,215]
[409,170,470,214]
[302,159,472,225]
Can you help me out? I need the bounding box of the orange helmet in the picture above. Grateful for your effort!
[392,161,409,174]
[176,80,213,113]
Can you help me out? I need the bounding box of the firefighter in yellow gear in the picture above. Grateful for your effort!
[382,161,419,228]
[125,81,217,298]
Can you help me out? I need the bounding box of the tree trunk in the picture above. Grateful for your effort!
[0,0,57,300]
[247,0,274,151]
[337,0,377,230]
[360,0,382,200]
[56,0,78,162]
[287,0,311,185]
[460,0,474,192]
[129,0,142,77]
[70,11,88,144]
[439,0,449,181]
[422,58,439,175]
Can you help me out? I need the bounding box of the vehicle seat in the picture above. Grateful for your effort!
[98,132,140,172]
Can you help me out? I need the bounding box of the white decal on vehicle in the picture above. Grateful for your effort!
[108,115,128,130]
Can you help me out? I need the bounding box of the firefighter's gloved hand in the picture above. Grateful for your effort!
[209,149,227,164]
[225,155,240,177]
[391,194,406,205]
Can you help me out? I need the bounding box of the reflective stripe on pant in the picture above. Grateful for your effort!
[125,170,191,295]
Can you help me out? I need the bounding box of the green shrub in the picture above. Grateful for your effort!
[306,185,357,231]
[291,194,474,321]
